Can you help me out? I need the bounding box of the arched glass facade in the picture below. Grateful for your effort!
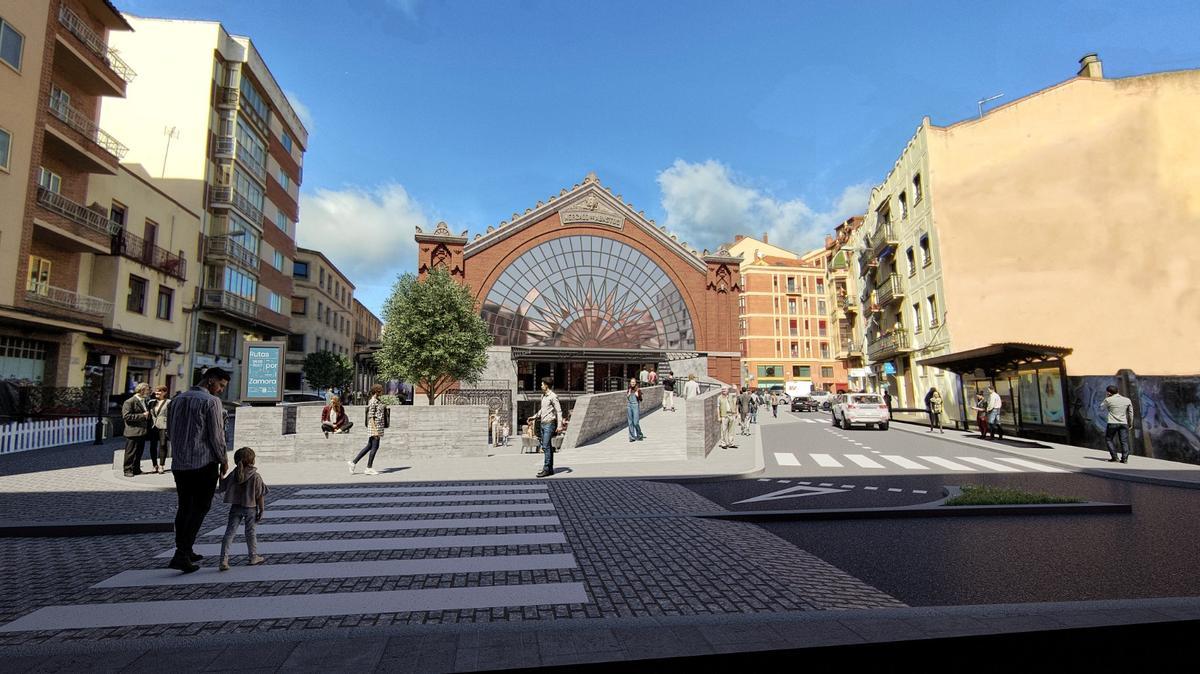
[481,235,695,350]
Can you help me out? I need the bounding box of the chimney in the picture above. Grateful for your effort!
[734,234,744,242]
[762,232,768,244]
[1077,53,1103,79]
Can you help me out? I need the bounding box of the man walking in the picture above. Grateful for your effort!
[1100,385,1135,463]
[121,383,153,477]
[718,385,737,448]
[985,386,1004,440]
[737,387,753,436]
[661,373,676,411]
[639,366,650,385]
[166,368,230,573]
[535,377,563,478]
[683,374,700,400]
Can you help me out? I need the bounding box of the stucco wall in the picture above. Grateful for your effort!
[685,386,722,459]
[928,72,1200,375]
[561,385,663,449]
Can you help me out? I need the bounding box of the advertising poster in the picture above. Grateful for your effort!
[1039,369,1066,426]
[244,344,283,401]
[1018,372,1041,425]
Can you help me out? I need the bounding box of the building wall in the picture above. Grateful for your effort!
[287,249,355,391]
[928,70,1200,376]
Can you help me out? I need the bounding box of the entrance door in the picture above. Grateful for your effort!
[143,221,158,264]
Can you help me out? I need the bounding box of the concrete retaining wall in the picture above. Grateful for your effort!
[561,386,663,450]
[232,404,489,462]
[686,386,722,459]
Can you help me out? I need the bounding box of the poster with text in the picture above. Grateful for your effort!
[245,344,283,401]
[1039,369,1066,426]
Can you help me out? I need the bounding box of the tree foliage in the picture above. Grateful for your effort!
[376,267,491,404]
[301,351,353,394]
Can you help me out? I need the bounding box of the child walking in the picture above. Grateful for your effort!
[218,446,268,571]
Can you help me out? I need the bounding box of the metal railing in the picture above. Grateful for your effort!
[47,99,128,159]
[870,222,899,257]
[25,281,113,316]
[213,136,235,156]
[57,6,136,83]
[205,234,260,270]
[867,329,911,360]
[36,187,121,238]
[838,296,857,313]
[876,273,904,305]
[218,87,239,107]
[208,185,264,224]
[201,289,257,319]
[114,230,187,280]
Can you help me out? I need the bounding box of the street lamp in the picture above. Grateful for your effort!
[93,354,111,445]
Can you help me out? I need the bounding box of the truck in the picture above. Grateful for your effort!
[785,380,813,399]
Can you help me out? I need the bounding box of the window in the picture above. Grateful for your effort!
[786,276,796,293]
[319,268,325,288]
[820,342,830,359]
[822,367,835,378]
[757,365,782,379]
[37,167,61,193]
[906,247,916,276]
[789,319,798,336]
[281,131,292,153]
[268,291,282,313]
[273,250,284,270]
[26,255,50,293]
[920,234,932,266]
[1,18,23,71]
[293,260,309,279]
[223,266,257,300]
[233,167,264,211]
[217,326,236,357]
[238,74,269,123]
[789,342,799,358]
[110,202,127,227]
[127,276,148,313]
[197,320,217,354]
[287,333,305,352]
[0,127,10,171]
[49,85,70,117]
[818,320,827,337]
[815,279,824,294]
[317,300,323,322]
[276,211,289,232]
[156,287,173,320]
[817,300,826,315]
[899,191,908,219]
[787,298,797,314]
[912,302,923,332]
[795,365,811,378]
[291,296,307,315]
[913,174,923,203]
[928,295,939,326]
[277,167,290,190]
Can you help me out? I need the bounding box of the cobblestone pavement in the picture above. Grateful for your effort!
[0,454,903,649]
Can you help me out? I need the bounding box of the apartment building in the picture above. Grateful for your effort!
[285,248,354,392]
[857,54,1200,442]
[351,297,382,394]
[98,16,308,398]
[823,216,867,390]
[0,0,136,389]
[728,235,847,393]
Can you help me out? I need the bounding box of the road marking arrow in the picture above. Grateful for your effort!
[734,484,848,504]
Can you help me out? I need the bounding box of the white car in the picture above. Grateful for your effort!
[832,393,890,430]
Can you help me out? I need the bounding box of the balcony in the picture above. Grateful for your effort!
[876,273,904,305]
[208,185,264,225]
[205,235,260,271]
[35,187,121,249]
[220,87,270,138]
[114,230,187,280]
[201,289,257,320]
[867,328,913,361]
[213,136,235,157]
[26,282,112,318]
[46,99,128,169]
[870,222,900,257]
[838,296,858,314]
[55,6,135,96]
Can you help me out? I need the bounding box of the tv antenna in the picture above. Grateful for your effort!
[977,93,1004,119]
[161,126,180,177]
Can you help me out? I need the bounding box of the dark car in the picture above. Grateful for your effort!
[790,396,819,412]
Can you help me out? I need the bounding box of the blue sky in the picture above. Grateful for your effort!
[119,0,1200,315]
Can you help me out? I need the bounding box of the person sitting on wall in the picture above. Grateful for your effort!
[321,395,353,438]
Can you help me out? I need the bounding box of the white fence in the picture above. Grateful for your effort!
[0,417,97,454]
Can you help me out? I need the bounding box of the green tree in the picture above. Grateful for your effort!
[301,351,353,395]
[377,267,491,405]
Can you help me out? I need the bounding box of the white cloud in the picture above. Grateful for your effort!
[297,183,430,290]
[284,89,314,133]
[656,159,869,254]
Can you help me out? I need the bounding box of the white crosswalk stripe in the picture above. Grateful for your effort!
[203,516,561,537]
[994,457,1069,473]
[297,485,547,496]
[810,454,844,468]
[272,494,550,506]
[957,456,1021,472]
[774,452,801,466]
[844,454,885,469]
[918,456,977,471]
[880,455,929,470]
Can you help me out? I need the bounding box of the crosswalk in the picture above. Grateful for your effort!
[0,483,588,633]
[772,451,1067,473]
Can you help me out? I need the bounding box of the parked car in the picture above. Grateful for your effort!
[278,392,326,406]
[831,393,890,430]
[790,396,819,412]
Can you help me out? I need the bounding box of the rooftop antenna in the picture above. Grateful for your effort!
[161,126,180,177]
[977,93,1004,119]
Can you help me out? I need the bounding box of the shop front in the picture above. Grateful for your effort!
[919,342,1072,443]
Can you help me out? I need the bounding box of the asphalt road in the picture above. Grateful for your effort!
[676,412,1200,606]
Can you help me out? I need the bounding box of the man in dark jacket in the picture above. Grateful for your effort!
[121,383,153,477]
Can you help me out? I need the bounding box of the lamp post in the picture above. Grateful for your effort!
[93,354,111,444]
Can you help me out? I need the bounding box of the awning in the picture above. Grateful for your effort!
[918,343,1073,376]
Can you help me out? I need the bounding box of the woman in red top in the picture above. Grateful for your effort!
[321,396,353,438]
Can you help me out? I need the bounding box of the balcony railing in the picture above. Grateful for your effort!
[57,6,136,83]
[26,281,112,316]
[205,235,260,271]
[868,329,912,361]
[201,289,257,319]
[213,136,234,156]
[870,222,899,256]
[838,340,863,357]
[48,99,128,159]
[218,86,239,107]
[208,185,264,224]
[876,273,904,305]
[838,296,858,313]
[36,187,121,238]
[114,230,187,280]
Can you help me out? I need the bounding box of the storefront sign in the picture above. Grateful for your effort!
[127,357,157,370]
[882,362,896,375]
[242,342,284,402]
[848,368,869,378]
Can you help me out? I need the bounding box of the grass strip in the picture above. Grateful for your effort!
[943,484,1084,506]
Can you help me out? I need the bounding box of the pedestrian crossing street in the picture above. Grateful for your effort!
[772,451,1067,473]
[0,483,588,633]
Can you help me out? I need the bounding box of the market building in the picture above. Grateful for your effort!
[414,172,742,425]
